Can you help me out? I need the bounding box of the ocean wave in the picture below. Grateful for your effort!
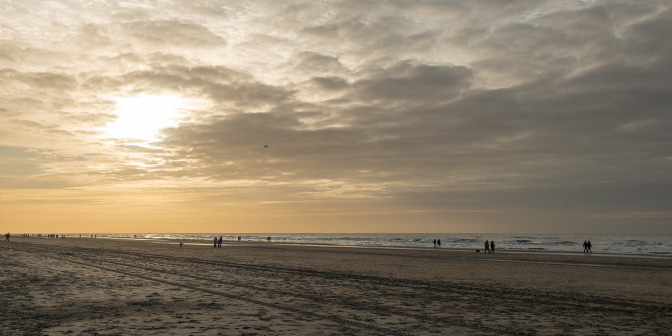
[547,241,577,245]
[453,238,481,243]
[91,233,672,255]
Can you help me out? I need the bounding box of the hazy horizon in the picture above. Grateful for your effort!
[18,231,672,235]
[2,1,671,234]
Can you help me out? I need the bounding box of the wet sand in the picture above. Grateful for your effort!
[1,237,671,335]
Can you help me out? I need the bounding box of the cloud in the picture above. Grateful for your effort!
[121,19,227,48]
[0,69,77,90]
[352,61,472,103]
[583,211,672,219]
[293,52,349,76]
[305,76,349,91]
[1,0,671,232]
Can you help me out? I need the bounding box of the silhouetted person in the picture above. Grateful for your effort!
[267,236,271,242]
[218,236,223,248]
[490,240,495,253]
[5,233,9,242]
[583,240,588,253]
[587,240,592,254]
[484,240,490,253]
[238,236,241,242]
[433,239,437,248]
[213,237,218,248]
[437,239,441,248]
[180,242,183,248]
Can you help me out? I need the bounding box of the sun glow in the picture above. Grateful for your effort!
[106,94,188,142]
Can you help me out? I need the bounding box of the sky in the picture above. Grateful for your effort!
[1,0,671,234]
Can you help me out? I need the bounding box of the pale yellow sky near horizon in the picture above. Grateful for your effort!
[1,0,671,234]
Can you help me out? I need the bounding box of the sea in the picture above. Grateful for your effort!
[84,233,672,256]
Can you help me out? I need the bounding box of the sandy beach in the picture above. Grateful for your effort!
[1,237,670,335]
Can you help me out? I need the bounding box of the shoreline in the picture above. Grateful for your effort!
[7,236,672,281]
[16,234,672,259]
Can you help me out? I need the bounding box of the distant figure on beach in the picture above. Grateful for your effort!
[583,240,588,253]
[238,236,241,242]
[490,240,495,253]
[267,236,271,242]
[437,239,441,248]
[180,242,183,248]
[218,236,223,248]
[433,239,437,248]
[484,240,490,253]
[587,240,592,254]
[213,237,218,248]
[5,232,9,242]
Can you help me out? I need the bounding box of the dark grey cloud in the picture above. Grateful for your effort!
[305,76,349,91]
[352,62,472,103]
[293,52,349,76]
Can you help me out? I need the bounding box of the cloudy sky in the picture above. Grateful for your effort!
[1,0,671,234]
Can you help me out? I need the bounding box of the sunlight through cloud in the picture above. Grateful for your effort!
[105,94,188,142]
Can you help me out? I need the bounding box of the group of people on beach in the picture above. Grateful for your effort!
[484,240,495,253]
[210,236,270,248]
[433,238,497,252]
[583,240,593,254]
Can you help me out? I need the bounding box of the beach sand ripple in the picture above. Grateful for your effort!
[1,237,670,335]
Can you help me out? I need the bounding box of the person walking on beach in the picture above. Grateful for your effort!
[267,236,271,242]
[587,240,592,254]
[583,240,588,253]
[490,240,495,253]
[484,240,490,253]
[4,232,9,242]
[213,236,218,248]
[437,239,441,248]
[433,239,437,248]
[218,236,223,248]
